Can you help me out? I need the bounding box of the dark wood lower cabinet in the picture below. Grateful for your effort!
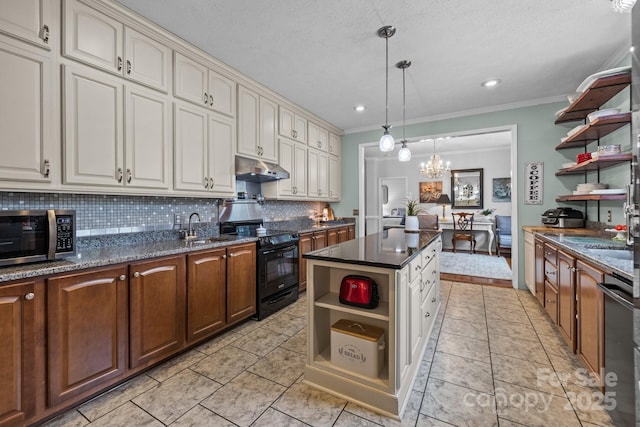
[0,280,39,427]
[47,267,128,407]
[187,248,227,343]
[576,259,604,386]
[534,238,545,305]
[298,232,313,292]
[129,256,186,369]
[557,250,576,351]
[226,242,256,324]
[544,282,558,323]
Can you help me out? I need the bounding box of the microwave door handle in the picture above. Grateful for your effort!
[47,210,56,259]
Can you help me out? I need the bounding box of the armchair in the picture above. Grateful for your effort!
[495,215,512,257]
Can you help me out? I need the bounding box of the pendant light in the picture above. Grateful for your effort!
[396,60,411,162]
[377,26,396,152]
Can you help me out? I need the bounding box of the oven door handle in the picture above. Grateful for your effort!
[261,245,298,255]
[268,290,294,305]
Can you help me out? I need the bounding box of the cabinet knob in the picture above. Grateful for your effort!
[209,177,214,189]
[24,292,35,301]
[204,177,209,189]
[117,56,123,71]
[119,275,126,281]
[432,297,436,303]
[117,168,123,183]
[546,299,554,303]
[41,24,49,43]
[133,272,140,278]
[424,312,431,318]
[126,169,132,183]
[204,92,208,105]
[42,159,50,177]
[209,94,214,106]
[222,254,227,259]
[126,60,132,74]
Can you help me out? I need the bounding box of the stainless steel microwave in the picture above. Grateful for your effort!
[0,209,76,267]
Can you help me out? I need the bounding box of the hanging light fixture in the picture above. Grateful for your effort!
[611,0,636,13]
[396,59,411,162]
[420,139,451,178]
[377,26,396,152]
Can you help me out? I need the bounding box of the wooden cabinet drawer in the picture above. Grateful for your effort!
[544,281,558,324]
[544,260,557,285]
[544,245,557,264]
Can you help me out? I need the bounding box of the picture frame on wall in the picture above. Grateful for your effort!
[492,177,511,202]
[419,181,442,203]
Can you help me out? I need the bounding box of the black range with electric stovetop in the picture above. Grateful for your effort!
[219,200,299,320]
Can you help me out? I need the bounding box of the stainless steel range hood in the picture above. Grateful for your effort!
[235,155,289,183]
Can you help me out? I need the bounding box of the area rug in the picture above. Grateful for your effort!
[439,251,512,280]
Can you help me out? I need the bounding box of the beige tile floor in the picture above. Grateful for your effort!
[43,281,615,427]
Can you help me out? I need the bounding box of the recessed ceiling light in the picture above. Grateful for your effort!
[354,105,366,112]
[481,79,501,88]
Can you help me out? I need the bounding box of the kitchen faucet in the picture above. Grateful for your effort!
[187,212,201,239]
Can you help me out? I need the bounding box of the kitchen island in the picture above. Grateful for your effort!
[303,228,442,419]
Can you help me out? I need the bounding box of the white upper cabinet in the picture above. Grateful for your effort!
[124,28,170,92]
[237,86,277,162]
[279,106,307,143]
[328,154,340,200]
[174,52,236,116]
[63,63,170,189]
[263,138,307,199]
[64,0,170,92]
[0,0,53,49]
[329,132,341,156]
[124,85,171,189]
[308,122,328,152]
[63,64,124,187]
[0,38,52,183]
[174,101,235,195]
[307,148,328,199]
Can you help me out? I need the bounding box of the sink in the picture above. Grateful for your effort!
[187,236,235,245]
[560,236,626,250]
[588,248,633,261]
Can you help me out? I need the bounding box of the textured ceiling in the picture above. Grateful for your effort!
[116,0,631,137]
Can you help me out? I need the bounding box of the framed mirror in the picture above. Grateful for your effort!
[451,168,483,209]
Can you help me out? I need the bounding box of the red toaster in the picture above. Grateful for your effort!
[339,275,379,309]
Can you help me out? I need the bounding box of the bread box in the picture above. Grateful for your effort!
[331,319,385,378]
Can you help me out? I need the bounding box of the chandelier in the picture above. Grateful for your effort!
[420,139,451,178]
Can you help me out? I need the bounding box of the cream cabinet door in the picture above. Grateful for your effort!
[124,28,170,93]
[63,64,123,186]
[308,148,328,199]
[409,276,422,362]
[208,70,236,117]
[208,112,235,195]
[328,154,340,200]
[0,0,52,49]
[237,86,259,158]
[308,122,328,152]
[0,39,52,183]
[396,267,411,382]
[174,102,208,192]
[125,85,170,189]
[293,142,307,197]
[329,132,341,156]
[63,0,123,75]
[294,114,307,144]
[174,52,208,107]
[279,106,307,143]
[276,138,295,197]
[259,96,278,162]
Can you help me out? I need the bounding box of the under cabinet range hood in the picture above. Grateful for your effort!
[235,155,290,183]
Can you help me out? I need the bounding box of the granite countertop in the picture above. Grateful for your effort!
[303,228,442,270]
[534,232,632,281]
[0,221,356,284]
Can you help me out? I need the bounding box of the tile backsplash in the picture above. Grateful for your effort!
[0,192,327,235]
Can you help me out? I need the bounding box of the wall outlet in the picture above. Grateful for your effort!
[174,214,182,225]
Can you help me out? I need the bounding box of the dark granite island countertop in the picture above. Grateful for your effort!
[303,228,442,269]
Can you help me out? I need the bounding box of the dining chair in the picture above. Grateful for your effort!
[451,212,476,253]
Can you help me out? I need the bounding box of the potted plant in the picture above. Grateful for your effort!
[404,196,424,232]
[477,208,496,220]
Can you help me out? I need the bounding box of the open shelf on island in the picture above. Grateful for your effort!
[314,292,390,321]
[555,153,632,176]
[313,347,390,390]
[555,113,631,150]
[555,72,631,124]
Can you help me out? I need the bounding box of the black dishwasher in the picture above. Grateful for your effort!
[598,273,635,426]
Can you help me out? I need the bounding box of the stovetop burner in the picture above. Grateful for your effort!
[220,221,299,248]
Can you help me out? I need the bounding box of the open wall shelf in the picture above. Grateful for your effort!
[555,154,632,176]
